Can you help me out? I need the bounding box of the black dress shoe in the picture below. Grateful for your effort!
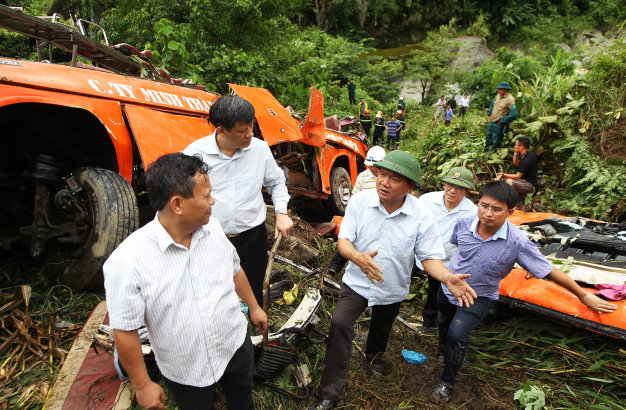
[369,357,386,375]
[417,326,436,335]
[307,399,339,409]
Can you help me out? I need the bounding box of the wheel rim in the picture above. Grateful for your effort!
[338,179,350,205]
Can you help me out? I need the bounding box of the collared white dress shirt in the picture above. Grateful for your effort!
[184,131,290,234]
[104,216,248,387]
[416,191,477,267]
[459,96,470,107]
[338,189,445,306]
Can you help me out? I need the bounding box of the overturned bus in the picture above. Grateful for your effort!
[0,5,367,289]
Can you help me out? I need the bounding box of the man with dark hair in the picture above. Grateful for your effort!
[485,81,518,151]
[494,136,537,211]
[309,151,477,410]
[184,95,293,307]
[458,93,470,117]
[347,78,357,105]
[432,181,616,403]
[105,153,268,410]
[448,96,457,112]
[384,115,402,150]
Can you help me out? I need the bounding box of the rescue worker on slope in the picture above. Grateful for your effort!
[485,81,518,151]
[397,96,406,113]
[357,98,368,117]
[360,109,372,140]
[396,110,406,140]
[372,111,386,147]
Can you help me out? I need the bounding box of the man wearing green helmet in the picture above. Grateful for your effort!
[485,81,518,151]
[415,167,478,335]
[309,151,477,410]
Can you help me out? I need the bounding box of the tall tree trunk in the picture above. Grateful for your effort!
[357,0,369,27]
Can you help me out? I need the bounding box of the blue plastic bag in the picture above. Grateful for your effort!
[402,349,427,365]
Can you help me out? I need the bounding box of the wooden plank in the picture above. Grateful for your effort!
[45,301,108,409]
[112,381,133,410]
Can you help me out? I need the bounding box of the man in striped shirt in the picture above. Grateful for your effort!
[104,153,267,410]
[384,116,403,150]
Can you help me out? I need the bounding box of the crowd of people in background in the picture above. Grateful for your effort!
[432,93,470,127]
[347,79,478,149]
[347,79,523,155]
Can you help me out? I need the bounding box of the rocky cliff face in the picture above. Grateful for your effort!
[449,36,495,72]
[398,36,494,102]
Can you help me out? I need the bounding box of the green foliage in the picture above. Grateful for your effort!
[466,12,490,38]
[359,57,402,105]
[0,29,34,60]
[144,18,204,84]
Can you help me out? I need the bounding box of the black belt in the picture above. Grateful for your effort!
[225,223,265,239]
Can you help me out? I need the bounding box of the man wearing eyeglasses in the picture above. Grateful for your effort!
[415,167,478,335]
[432,181,616,403]
[494,136,537,211]
[309,151,477,410]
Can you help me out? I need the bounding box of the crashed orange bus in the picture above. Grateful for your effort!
[0,5,367,289]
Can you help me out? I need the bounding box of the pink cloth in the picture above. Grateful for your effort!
[594,283,626,301]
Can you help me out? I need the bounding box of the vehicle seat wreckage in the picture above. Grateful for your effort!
[0,5,624,408]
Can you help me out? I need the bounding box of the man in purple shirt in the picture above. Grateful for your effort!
[432,181,616,403]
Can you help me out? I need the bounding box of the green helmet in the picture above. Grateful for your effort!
[496,81,512,90]
[374,150,422,188]
[441,167,475,190]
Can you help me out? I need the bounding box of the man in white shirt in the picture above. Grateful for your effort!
[184,95,294,306]
[104,153,267,409]
[415,167,477,335]
[459,94,470,117]
[308,151,477,410]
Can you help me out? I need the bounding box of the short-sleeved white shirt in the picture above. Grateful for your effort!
[104,216,248,387]
[416,191,477,267]
[338,189,445,306]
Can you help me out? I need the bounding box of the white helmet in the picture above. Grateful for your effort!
[399,96,404,100]
[364,146,386,166]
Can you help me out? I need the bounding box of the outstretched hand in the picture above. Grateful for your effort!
[580,292,617,314]
[445,274,477,307]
